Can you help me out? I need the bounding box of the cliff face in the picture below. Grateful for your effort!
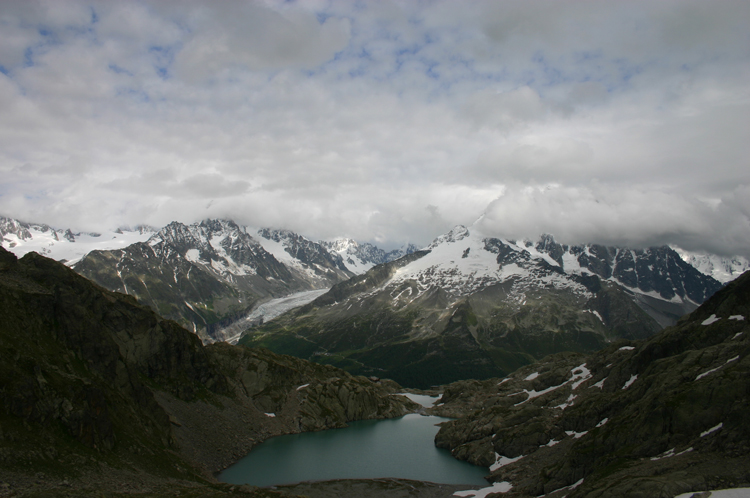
[0,247,417,497]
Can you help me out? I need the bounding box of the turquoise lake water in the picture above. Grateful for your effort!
[218,413,489,487]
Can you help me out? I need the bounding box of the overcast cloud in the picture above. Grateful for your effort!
[0,0,748,256]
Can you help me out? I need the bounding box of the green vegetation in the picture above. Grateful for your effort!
[242,285,647,388]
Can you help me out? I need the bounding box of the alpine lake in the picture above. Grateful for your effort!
[218,394,490,488]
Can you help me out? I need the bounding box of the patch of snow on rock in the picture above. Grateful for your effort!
[591,378,606,389]
[453,482,513,497]
[622,374,638,390]
[490,453,524,472]
[565,430,588,439]
[702,314,721,325]
[570,364,592,389]
[701,423,723,437]
[651,447,693,461]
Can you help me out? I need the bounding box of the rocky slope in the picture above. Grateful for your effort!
[0,246,417,497]
[429,269,750,497]
[73,220,355,343]
[241,226,722,388]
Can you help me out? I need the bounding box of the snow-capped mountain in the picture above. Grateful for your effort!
[256,228,352,283]
[672,246,749,283]
[321,238,419,274]
[0,216,155,265]
[242,225,723,387]
[74,219,355,343]
[328,226,720,327]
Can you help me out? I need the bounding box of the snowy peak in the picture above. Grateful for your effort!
[390,230,589,305]
[324,237,360,254]
[143,220,290,280]
[73,219,357,343]
[321,238,418,275]
[245,227,724,386]
[369,227,722,325]
[0,217,35,242]
[672,246,749,284]
[257,228,351,277]
[322,238,382,274]
[384,243,420,262]
[535,234,565,265]
[563,244,721,304]
[428,225,470,249]
[1,215,155,265]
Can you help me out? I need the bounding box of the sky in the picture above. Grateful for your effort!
[0,0,749,257]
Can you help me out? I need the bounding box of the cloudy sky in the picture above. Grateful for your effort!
[1,0,749,256]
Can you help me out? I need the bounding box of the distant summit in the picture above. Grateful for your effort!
[322,237,419,274]
[0,215,155,265]
[672,245,749,283]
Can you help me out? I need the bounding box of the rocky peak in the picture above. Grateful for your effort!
[673,246,750,283]
[428,225,470,249]
[0,216,33,241]
[259,228,350,273]
[324,237,360,253]
[535,233,565,265]
[384,243,420,262]
[150,221,198,248]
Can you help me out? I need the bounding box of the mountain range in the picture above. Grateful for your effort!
[1,241,748,497]
[0,216,156,265]
[2,215,746,363]
[241,225,725,387]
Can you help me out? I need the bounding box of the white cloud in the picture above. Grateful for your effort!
[476,183,750,258]
[0,0,748,257]
[173,2,350,80]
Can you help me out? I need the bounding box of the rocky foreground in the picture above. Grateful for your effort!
[428,270,750,497]
[0,247,417,497]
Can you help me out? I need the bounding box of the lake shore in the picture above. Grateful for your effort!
[272,478,483,498]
